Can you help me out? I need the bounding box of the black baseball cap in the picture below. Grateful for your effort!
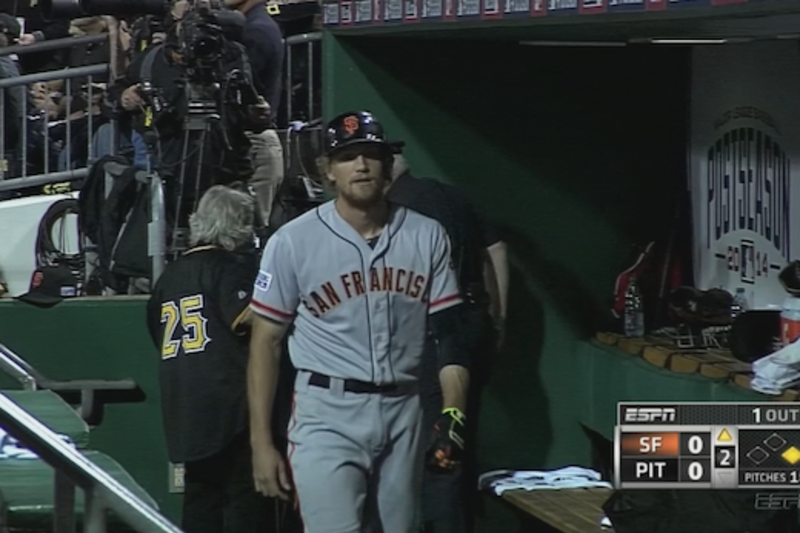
[325,111,392,156]
[15,265,79,308]
[0,14,21,41]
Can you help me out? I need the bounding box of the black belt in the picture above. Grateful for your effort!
[308,372,398,394]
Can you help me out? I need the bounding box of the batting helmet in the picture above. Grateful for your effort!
[325,111,392,156]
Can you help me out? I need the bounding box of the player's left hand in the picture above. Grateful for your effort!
[426,407,466,471]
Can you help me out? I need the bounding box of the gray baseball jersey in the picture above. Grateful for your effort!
[250,200,462,384]
[250,200,462,532]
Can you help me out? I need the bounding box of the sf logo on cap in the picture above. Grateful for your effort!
[343,115,360,135]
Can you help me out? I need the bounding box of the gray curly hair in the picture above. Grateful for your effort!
[189,185,255,251]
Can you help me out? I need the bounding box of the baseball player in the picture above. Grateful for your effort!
[248,111,471,533]
[146,185,280,533]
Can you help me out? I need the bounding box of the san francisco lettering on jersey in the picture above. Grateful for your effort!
[706,127,792,259]
[302,266,428,317]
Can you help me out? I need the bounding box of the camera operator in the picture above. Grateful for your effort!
[114,0,270,241]
[223,0,285,225]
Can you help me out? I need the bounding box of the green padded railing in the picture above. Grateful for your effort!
[0,392,182,533]
[2,391,90,449]
[0,451,157,531]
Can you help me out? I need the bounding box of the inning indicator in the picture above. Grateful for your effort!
[613,402,800,489]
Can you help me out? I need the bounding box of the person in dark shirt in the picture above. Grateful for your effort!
[9,0,71,73]
[224,0,286,229]
[226,0,284,113]
[0,13,23,159]
[114,3,270,238]
[386,144,509,533]
[146,185,275,533]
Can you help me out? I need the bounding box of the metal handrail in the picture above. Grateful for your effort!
[0,344,37,390]
[285,32,322,45]
[0,169,89,192]
[0,35,110,58]
[0,64,108,88]
[0,392,184,533]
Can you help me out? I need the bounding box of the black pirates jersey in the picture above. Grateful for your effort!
[146,245,259,463]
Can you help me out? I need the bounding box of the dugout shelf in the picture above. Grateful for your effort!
[37,378,147,427]
[0,450,158,532]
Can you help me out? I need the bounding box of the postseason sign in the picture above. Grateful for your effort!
[616,403,800,489]
[689,41,800,309]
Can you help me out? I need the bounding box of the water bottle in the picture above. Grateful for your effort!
[624,277,645,337]
[781,296,800,347]
[730,288,748,321]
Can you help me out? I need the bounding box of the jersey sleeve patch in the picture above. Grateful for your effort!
[255,270,273,292]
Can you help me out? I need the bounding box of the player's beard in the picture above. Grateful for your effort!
[338,178,389,210]
[339,188,385,210]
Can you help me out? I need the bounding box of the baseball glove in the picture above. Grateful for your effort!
[426,407,466,471]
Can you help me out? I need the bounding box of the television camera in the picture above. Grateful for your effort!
[42,0,264,254]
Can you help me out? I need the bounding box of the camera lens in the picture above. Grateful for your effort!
[193,36,218,58]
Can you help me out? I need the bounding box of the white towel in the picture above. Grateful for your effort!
[751,339,800,395]
[478,466,612,495]
[0,428,76,459]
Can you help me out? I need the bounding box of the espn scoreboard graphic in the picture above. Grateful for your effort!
[615,403,800,489]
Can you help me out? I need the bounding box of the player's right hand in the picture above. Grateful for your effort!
[252,443,292,501]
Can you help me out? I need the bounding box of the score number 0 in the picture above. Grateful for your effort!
[686,435,705,481]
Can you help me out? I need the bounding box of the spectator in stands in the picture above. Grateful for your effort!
[0,13,24,179]
[9,2,71,74]
[225,0,286,226]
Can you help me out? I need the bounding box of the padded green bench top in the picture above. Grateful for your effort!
[0,450,158,531]
[2,390,90,449]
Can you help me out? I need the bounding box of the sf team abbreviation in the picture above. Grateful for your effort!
[615,402,800,489]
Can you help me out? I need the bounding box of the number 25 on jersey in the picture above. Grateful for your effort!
[161,295,211,359]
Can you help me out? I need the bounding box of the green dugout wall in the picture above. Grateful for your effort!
[0,299,183,522]
[322,34,691,529]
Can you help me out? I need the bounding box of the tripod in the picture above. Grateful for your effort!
[170,81,223,256]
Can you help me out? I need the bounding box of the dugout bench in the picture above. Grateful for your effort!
[500,487,613,533]
[0,390,158,532]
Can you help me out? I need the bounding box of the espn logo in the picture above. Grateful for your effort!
[623,407,677,423]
